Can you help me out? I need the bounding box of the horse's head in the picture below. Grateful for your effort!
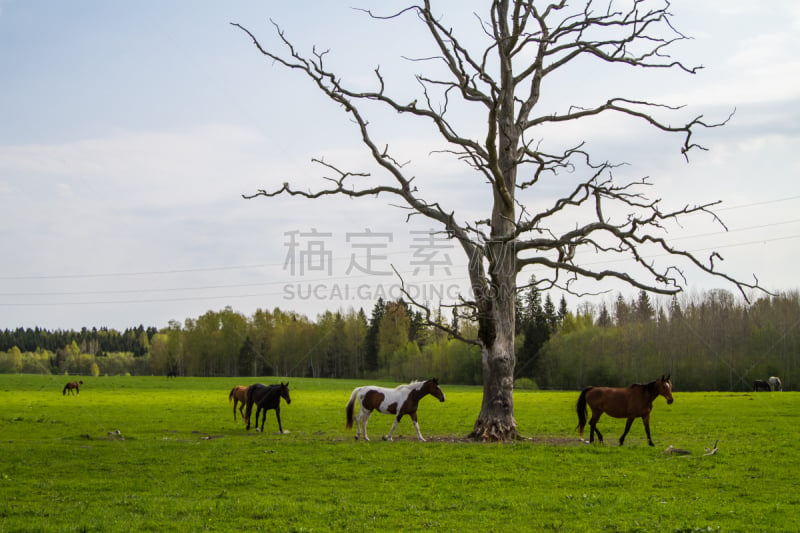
[657,375,674,404]
[426,378,445,403]
[280,382,291,404]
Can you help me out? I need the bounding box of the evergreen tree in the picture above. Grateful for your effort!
[238,336,257,377]
[596,303,613,328]
[614,293,631,326]
[558,295,568,324]
[516,281,551,380]
[544,294,557,332]
[669,295,683,323]
[634,290,655,322]
[409,309,425,344]
[364,297,385,372]
[523,276,542,326]
[514,291,525,334]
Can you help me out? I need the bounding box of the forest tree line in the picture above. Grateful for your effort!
[0,289,797,391]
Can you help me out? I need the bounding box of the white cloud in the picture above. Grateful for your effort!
[0,125,282,206]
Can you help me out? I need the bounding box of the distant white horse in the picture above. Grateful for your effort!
[768,376,783,392]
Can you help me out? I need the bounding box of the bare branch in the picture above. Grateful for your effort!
[391,266,481,346]
[234,0,765,338]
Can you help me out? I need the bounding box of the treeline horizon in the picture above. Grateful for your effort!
[0,288,797,392]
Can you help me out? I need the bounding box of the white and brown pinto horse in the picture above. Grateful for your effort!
[345,378,445,441]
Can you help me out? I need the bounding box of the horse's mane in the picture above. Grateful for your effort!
[391,380,428,392]
[632,381,658,396]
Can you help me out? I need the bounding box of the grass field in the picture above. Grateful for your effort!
[1,374,798,532]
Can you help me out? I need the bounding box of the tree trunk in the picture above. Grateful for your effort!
[469,324,518,441]
[468,220,518,441]
[466,64,520,440]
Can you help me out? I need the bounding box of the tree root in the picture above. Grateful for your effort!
[468,419,519,442]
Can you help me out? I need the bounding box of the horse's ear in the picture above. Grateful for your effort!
[666,374,670,381]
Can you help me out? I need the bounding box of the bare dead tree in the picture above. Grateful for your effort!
[233,0,764,441]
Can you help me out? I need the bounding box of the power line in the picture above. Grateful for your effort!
[2,205,797,307]
[2,233,798,306]
[715,195,800,212]
[2,195,798,282]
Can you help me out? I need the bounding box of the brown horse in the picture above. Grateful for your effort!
[228,385,249,423]
[63,380,83,396]
[576,375,673,447]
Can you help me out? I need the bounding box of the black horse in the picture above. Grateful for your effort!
[753,380,771,392]
[245,383,291,433]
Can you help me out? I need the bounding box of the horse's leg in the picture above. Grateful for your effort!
[409,412,425,441]
[642,414,654,446]
[275,407,283,434]
[245,403,252,431]
[361,410,372,442]
[259,407,267,433]
[589,412,603,444]
[384,415,402,441]
[619,418,635,446]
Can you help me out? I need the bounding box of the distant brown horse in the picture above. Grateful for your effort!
[576,375,673,447]
[63,380,83,396]
[228,385,249,423]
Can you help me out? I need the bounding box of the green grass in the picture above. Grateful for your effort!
[1,375,798,532]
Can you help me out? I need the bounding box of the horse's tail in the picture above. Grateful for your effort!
[576,387,591,436]
[345,387,360,429]
[228,387,236,402]
[63,384,67,395]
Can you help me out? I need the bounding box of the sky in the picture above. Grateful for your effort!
[1,1,798,332]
